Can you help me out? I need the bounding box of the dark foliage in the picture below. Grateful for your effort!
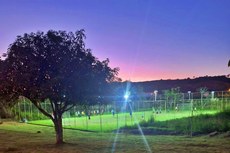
[131,76,230,93]
[0,59,19,118]
[3,29,120,143]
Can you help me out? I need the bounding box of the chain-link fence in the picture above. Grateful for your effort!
[11,91,230,131]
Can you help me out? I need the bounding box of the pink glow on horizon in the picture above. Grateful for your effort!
[111,59,229,82]
[0,0,229,82]
[118,69,192,82]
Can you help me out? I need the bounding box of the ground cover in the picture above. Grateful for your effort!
[126,110,230,137]
[0,122,230,153]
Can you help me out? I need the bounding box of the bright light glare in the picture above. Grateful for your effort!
[124,92,130,100]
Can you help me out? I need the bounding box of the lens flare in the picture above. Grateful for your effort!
[112,81,152,153]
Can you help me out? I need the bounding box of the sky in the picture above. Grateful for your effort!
[0,0,230,82]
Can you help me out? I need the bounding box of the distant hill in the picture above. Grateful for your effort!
[130,75,230,93]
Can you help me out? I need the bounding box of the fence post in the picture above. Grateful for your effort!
[30,102,32,119]
[99,102,102,132]
[222,91,224,110]
[23,98,26,119]
[190,92,193,137]
[74,106,76,127]
[18,102,21,121]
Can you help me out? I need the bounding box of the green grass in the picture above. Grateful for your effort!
[0,121,230,153]
[136,110,230,135]
[29,111,152,132]
[29,110,218,132]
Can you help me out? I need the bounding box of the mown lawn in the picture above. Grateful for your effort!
[0,121,230,153]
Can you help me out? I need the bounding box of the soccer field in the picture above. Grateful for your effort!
[29,110,218,132]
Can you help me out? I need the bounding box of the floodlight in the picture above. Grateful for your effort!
[211,91,215,99]
[154,90,158,101]
[124,92,130,100]
[124,94,129,100]
[188,91,191,100]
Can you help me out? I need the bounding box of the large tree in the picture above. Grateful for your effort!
[5,30,119,144]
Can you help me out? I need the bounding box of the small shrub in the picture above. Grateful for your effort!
[139,116,155,127]
[139,119,149,127]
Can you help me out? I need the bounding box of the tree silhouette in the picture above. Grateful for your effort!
[5,30,119,144]
[197,87,208,109]
[163,87,181,110]
[0,59,19,118]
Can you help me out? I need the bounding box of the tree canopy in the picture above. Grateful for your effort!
[0,58,19,118]
[4,29,120,144]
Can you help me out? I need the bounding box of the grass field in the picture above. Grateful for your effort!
[0,121,230,153]
[29,110,218,132]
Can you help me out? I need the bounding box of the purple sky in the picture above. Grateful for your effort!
[1,0,230,82]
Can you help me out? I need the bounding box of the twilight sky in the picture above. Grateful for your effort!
[0,0,229,82]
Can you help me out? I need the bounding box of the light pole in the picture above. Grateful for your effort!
[154,90,158,101]
[124,92,130,126]
[188,91,191,101]
[188,91,193,137]
[154,90,158,113]
[116,104,119,129]
[211,91,215,99]
[188,91,193,114]
[96,96,102,132]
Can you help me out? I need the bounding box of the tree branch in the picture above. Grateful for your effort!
[63,104,76,112]
[33,101,53,119]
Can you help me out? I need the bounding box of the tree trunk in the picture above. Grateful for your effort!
[53,115,64,144]
[31,100,65,144]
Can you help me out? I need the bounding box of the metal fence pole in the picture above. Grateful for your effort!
[18,102,21,121]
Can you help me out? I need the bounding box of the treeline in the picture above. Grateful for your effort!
[130,76,230,93]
